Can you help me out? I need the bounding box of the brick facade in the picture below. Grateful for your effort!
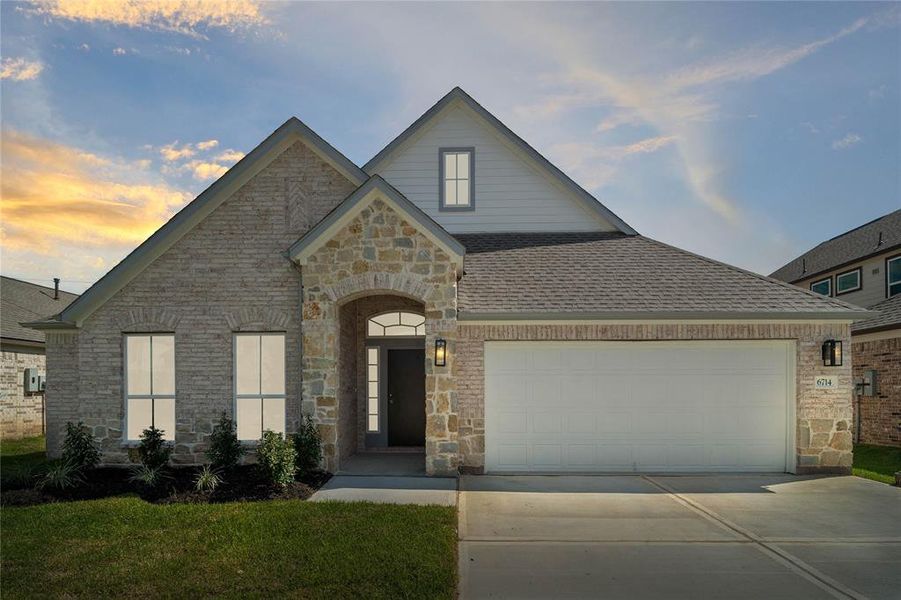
[43,141,357,462]
[1,348,45,439]
[300,197,459,476]
[456,322,853,474]
[852,335,901,447]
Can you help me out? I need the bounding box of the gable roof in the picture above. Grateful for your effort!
[31,117,367,329]
[363,87,637,236]
[851,293,901,334]
[288,175,465,267]
[1,277,78,344]
[770,209,901,283]
[455,232,871,320]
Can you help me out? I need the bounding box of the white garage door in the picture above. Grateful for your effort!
[485,341,792,473]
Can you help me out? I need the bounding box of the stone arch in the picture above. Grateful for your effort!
[116,307,181,332]
[325,272,436,306]
[225,307,292,332]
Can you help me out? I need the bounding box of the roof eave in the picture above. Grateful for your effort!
[457,310,872,322]
[21,318,79,331]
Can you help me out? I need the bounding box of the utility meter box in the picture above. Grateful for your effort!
[24,368,41,393]
[857,370,877,397]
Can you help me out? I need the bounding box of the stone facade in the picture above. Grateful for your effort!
[300,197,459,476]
[852,335,901,447]
[43,141,357,462]
[1,348,46,439]
[456,322,853,474]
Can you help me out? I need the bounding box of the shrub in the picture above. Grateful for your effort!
[37,461,84,491]
[137,426,172,470]
[61,421,101,472]
[128,464,170,488]
[3,463,38,489]
[206,413,244,471]
[257,430,296,488]
[293,414,322,476]
[194,465,222,493]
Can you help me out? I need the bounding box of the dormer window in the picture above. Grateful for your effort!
[439,147,474,210]
[810,277,831,296]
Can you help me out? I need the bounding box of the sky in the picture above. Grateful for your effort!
[1,1,899,294]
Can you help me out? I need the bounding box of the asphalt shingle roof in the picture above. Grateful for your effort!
[851,293,901,334]
[1,277,78,344]
[770,209,901,283]
[455,232,867,318]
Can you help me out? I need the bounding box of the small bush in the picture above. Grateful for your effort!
[3,463,38,489]
[194,465,222,493]
[37,461,84,491]
[206,413,244,471]
[137,426,172,470]
[128,464,170,488]
[61,421,101,472]
[257,430,296,488]
[293,414,323,476]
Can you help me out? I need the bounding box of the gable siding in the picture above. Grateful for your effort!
[43,141,358,461]
[794,250,896,309]
[374,105,615,233]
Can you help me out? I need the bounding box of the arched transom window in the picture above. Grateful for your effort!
[367,311,425,337]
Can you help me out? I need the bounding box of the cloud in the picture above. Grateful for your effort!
[184,160,228,180]
[78,43,90,52]
[831,132,862,150]
[1,58,44,81]
[550,136,677,190]
[0,130,190,254]
[215,149,244,162]
[195,139,219,150]
[29,0,268,38]
[112,47,127,56]
[159,141,196,161]
[800,121,820,135]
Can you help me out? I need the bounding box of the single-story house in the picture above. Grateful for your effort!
[771,209,900,447]
[2,276,77,439]
[27,87,869,476]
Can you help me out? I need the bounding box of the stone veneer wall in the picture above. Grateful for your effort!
[301,197,459,475]
[1,348,46,439]
[456,322,853,474]
[43,141,358,462]
[852,335,901,447]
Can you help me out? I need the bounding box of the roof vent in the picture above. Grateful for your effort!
[53,277,60,300]
[802,258,806,274]
[877,231,884,247]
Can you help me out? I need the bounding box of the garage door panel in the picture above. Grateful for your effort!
[485,341,790,473]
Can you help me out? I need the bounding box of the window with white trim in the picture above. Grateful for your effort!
[367,311,426,337]
[125,334,176,441]
[810,277,831,296]
[440,149,473,209]
[234,333,286,441]
[888,256,901,297]
[366,347,379,432]
[835,268,861,295]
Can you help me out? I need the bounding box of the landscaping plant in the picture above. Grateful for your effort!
[206,413,244,471]
[293,414,322,476]
[194,465,221,493]
[37,461,84,491]
[137,426,172,470]
[128,464,169,488]
[61,421,101,472]
[257,430,296,488]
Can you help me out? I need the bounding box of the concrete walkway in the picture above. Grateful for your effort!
[310,475,457,506]
[459,474,901,599]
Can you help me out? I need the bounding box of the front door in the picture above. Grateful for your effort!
[387,348,426,446]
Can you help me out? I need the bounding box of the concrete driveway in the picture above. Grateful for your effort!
[458,475,901,599]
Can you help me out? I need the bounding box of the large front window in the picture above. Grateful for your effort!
[125,334,175,441]
[234,333,286,440]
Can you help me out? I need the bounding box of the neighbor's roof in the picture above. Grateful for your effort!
[851,293,901,334]
[1,277,78,344]
[455,232,870,320]
[770,209,901,283]
[363,87,637,236]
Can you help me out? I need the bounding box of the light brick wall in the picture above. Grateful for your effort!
[43,141,357,463]
[1,349,46,439]
[456,322,853,474]
[852,336,901,447]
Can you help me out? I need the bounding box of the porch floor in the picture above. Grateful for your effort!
[338,451,426,476]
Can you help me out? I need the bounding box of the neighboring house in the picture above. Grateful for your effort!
[1,277,77,439]
[27,88,868,476]
[771,210,901,447]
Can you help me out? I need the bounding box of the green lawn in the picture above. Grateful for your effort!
[2,497,456,599]
[0,435,47,471]
[853,443,901,485]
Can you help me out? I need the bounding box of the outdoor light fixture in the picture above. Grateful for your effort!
[822,339,842,367]
[434,338,447,367]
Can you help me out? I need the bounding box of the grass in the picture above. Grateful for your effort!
[0,435,457,599]
[853,443,901,485]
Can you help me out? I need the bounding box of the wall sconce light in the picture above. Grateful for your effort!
[821,339,842,367]
[434,338,447,367]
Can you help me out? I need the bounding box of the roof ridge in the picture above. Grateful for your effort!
[640,235,870,313]
[0,275,78,296]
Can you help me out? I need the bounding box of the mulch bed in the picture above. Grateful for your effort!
[1,465,331,507]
